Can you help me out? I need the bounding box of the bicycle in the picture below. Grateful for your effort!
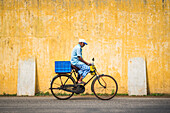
[50,58,118,100]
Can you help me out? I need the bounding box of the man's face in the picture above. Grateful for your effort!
[80,42,85,48]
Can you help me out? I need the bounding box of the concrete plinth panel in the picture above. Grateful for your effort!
[17,58,36,96]
[128,57,147,96]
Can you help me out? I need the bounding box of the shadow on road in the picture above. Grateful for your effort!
[70,96,98,100]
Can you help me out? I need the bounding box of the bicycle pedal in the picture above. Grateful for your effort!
[77,83,85,86]
[77,82,86,85]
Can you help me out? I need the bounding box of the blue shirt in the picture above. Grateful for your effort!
[71,44,82,65]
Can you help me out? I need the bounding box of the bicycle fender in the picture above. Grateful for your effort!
[50,75,59,85]
[50,74,74,85]
[91,74,104,92]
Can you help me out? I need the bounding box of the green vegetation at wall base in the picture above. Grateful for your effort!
[35,92,52,96]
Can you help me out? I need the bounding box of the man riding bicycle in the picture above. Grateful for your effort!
[50,39,118,100]
[71,39,91,84]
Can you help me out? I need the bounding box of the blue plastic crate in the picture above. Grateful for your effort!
[55,61,72,73]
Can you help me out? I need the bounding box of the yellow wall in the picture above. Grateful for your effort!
[0,0,169,94]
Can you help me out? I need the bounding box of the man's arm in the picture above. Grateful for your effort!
[78,56,90,65]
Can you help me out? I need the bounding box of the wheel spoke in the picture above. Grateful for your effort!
[53,83,61,86]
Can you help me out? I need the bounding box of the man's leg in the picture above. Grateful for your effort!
[75,62,90,83]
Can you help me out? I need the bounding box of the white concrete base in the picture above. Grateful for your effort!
[17,58,36,96]
[128,57,147,96]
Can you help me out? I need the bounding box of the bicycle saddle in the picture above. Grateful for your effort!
[71,64,80,70]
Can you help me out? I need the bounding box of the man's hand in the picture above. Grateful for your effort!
[88,63,92,66]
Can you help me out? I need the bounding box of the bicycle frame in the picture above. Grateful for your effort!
[52,63,107,94]
[70,67,99,86]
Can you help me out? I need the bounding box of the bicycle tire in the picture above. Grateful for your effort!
[92,75,118,100]
[50,75,76,100]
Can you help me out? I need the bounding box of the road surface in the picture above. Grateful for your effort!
[0,96,170,113]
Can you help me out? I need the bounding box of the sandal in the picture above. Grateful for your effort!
[78,81,86,84]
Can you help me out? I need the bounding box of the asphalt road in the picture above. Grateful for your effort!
[0,96,170,113]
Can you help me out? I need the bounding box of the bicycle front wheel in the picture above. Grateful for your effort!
[92,75,118,100]
[50,75,76,100]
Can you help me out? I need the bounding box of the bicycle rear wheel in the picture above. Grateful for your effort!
[92,75,118,100]
[50,75,76,100]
